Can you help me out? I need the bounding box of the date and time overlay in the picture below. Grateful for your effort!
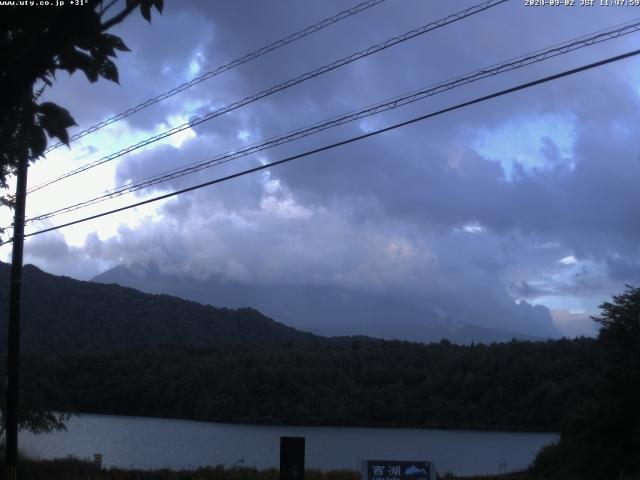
[525,0,640,6]
[1,0,640,9]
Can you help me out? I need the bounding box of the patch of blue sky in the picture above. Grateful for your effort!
[534,294,601,316]
[187,49,205,79]
[472,112,577,180]
[525,258,608,314]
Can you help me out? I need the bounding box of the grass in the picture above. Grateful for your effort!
[12,457,360,480]
[8,456,534,480]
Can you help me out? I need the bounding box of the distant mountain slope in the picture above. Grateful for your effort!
[0,262,323,354]
[93,264,536,344]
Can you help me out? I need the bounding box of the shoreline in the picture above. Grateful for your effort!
[52,410,561,435]
[21,413,554,476]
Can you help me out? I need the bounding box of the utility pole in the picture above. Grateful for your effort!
[5,155,28,480]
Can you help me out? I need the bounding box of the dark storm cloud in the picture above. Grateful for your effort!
[605,256,640,283]
[22,0,640,338]
[40,2,215,142]
[24,232,104,280]
[509,281,552,300]
[114,128,267,211]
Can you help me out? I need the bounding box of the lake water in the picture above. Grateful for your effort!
[20,414,557,476]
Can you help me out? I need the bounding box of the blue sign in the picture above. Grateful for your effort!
[365,460,433,480]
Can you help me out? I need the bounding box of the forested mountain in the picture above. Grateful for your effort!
[94,263,539,344]
[0,261,323,353]
[0,260,535,355]
[23,337,599,431]
[0,260,608,435]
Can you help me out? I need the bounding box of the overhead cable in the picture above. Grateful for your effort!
[5,47,637,245]
[28,0,508,194]
[26,19,640,223]
[42,0,390,154]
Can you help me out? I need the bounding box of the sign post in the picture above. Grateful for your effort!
[362,459,435,480]
[280,436,305,480]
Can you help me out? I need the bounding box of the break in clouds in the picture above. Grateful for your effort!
[14,0,640,339]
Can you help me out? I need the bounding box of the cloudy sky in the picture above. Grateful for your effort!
[2,0,640,338]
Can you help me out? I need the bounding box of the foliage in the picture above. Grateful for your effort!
[531,286,640,479]
[439,474,531,480]
[0,261,603,433]
[5,455,540,480]
[0,0,162,438]
[23,337,598,432]
[0,262,322,354]
[0,452,549,480]
[0,0,163,221]
[11,455,360,480]
[0,363,72,439]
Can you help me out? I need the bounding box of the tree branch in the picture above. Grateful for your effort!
[101,1,139,31]
[100,0,121,18]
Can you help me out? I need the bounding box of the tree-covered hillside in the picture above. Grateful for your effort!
[0,262,322,353]
[0,260,606,435]
[23,337,599,432]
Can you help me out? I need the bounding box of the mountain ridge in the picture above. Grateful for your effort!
[0,261,326,354]
[93,263,539,344]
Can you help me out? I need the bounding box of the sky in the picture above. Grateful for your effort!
[2,0,640,339]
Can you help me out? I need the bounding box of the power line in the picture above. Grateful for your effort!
[26,19,640,223]
[42,0,390,154]
[28,0,508,194]
[6,47,638,245]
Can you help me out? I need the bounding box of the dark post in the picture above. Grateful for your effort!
[5,155,29,480]
[280,436,305,480]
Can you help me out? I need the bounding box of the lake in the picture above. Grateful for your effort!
[20,414,557,476]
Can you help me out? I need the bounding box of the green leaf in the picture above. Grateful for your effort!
[103,33,130,53]
[140,2,152,22]
[57,46,80,75]
[91,36,116,58]
[30,127,47,158]
[58,48,100,81]
[37,102,76,129]
[75,32,99,52]
[100,58,119,84]
[37,102,77,145]
[154,0,164,13]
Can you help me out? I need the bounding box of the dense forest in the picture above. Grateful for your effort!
[21,337,599,432]
[0,262,531,354]
[2,260,638,478]
[0,261,601,433]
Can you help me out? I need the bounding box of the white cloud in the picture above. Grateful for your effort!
[559,255,578,265]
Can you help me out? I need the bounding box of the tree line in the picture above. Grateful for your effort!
[5,285,639,479]
[20,337,599,432]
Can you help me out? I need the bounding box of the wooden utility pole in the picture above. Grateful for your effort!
[5,155,28,480]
